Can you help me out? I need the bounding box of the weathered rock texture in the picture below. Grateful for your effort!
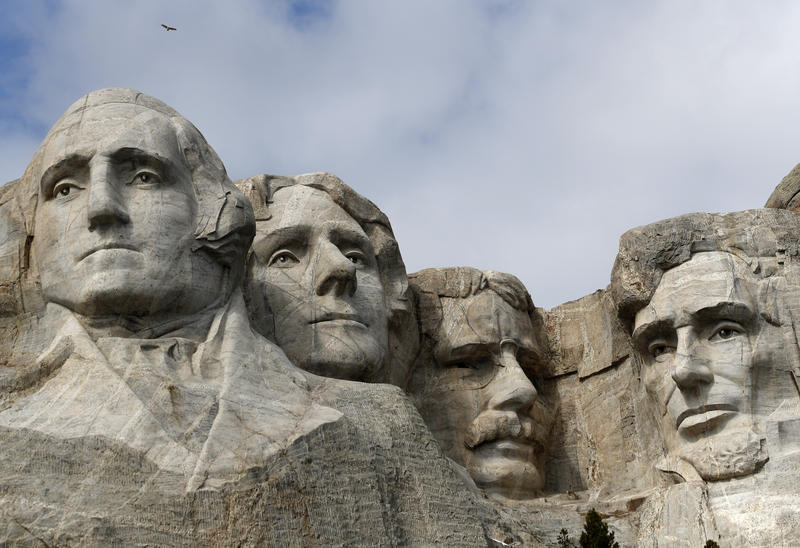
[1,87,799,546]
[235,172,418,388]
[766,161,800,212]
[610,208,800,546]
[407,267,553,501]
[0,89,522,547]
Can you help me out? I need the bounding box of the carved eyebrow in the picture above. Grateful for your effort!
[692,301,756,325]
[441,342,494,364]
[108,147,171,174]
[632,301,757,343]
[40,154,89,196]
[251,225,310,261]
[632,319,673,346]
[328,224,373,252]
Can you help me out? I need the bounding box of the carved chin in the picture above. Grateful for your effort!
[678,427,768,481]
[297,332,387,381]
[468,447,544,499]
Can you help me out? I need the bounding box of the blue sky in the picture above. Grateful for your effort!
[1,0,798,308]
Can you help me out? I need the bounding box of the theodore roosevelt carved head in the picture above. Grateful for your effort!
[407,267,551,499]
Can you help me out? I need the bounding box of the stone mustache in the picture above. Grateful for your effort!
[0,88,798,546]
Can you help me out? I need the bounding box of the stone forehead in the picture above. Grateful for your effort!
[659,251,752,285]
[30,88,233,190]
[611,208,800,329]
[647,252,756,315]
[434,292,535,360]
[30,90,190,185]
[39,105,182,164]
[49,102,172,134]
[439,291,533,333]
[268,184,361,230]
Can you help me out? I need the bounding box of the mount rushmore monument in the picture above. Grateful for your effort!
[0,88,798,546]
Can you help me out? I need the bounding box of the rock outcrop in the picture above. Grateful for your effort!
[1,87,799,546]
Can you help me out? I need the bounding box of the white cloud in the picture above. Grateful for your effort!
[1,0,797,307]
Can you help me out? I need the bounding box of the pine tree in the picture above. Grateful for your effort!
[557,528,573,547]
[704,541,720,548]
[579,508,619,548]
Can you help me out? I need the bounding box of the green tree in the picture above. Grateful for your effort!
[557,528,573,548]
[579,509,619,548]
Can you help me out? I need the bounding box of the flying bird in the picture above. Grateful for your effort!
[161,24,177,31]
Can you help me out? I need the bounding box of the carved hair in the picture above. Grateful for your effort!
[610,208,800,332]
[236,172,418,385]
[408,266,538,346]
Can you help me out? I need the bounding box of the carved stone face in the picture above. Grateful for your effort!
[633,252,767,480]
[32,104,224,318]
[412,290,545,498]
[247,185,388,380]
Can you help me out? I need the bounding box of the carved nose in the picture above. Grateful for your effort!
[314,241,357,297]
[87,169,129,230]
[488,344,537,413]
[671,352,714,389]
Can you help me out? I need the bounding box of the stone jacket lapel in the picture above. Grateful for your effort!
[0,292,341,491]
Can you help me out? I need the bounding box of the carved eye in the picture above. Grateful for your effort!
[710,323,744,341]
[447,355,494,372]
[268,250,299,267]
[131,171,162,186]
[52,179,83,199]
[652,345,669,357]
[345,251,365,265]
[444,354,497,389]
[648,340,675,360]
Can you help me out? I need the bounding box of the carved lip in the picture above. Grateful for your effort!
[676,404,738,431]
[309,312,365,326]
[470,419,537,449]
[480,439,534,459]
[79,243,139,261]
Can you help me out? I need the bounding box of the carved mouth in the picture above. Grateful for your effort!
[676,404,738,432]
[79,244,139,261]
[480,439,533,459]
[309,312,366,326]
[466,418,537,449]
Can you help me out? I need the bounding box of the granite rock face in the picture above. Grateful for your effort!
[407,267,553,501]
[235,172,418,387]
[1,87,799,546]
[610,208,800,545]
[0,89,513,547]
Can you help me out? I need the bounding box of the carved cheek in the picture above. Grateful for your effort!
[708,338,750,385]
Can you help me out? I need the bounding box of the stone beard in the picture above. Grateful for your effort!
[632,251,769,481]
[408,269,551,500]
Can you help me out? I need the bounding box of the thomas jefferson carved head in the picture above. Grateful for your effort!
[407,267,551,499]
[612,210,800,481]
[21,88,253,324]
[237,173,417,384]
